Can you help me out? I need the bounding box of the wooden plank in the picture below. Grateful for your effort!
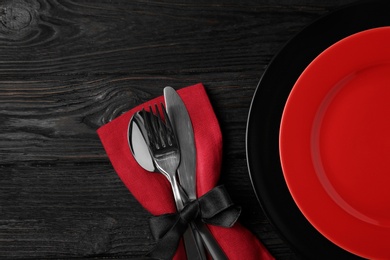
[0,0,358,259]
[0,0,330,76]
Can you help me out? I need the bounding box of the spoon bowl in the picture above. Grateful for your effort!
[128,112,155,172]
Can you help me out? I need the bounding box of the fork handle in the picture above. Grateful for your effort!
[171,176,207,260]
[171,175,185,209]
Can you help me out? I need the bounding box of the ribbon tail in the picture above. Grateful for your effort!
[147,215,188,260]
[149,214,177,240]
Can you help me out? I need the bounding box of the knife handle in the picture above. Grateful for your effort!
[195,220,228,260]
[183,224,207,260]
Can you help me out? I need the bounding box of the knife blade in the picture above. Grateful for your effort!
[164,86,227,260]
[164,88,197,201]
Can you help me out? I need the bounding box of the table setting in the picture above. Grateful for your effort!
[2,0,390,259]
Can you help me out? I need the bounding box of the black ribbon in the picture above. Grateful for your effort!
[147,185,241,260]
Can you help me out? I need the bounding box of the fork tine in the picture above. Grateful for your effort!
[154,103,167,148]
[160,103,173,146]
[159,103,172,146]
[149,105,161,148]
[141,109,149,138]
[143,107,160,149]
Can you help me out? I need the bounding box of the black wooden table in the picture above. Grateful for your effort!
[0,1,358,259]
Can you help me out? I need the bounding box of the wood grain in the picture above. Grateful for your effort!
[0,0,357,259]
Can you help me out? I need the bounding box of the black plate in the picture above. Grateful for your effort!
[246,1,390,259]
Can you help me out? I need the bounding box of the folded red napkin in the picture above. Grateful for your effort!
[97,83,274,260]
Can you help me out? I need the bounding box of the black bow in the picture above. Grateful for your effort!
[147,185,241,260]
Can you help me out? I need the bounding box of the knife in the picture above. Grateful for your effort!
[164,86,228,260]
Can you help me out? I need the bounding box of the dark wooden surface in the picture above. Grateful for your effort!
[0,0,358,259]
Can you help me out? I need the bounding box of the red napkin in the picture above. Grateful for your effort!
[97,83,274,260]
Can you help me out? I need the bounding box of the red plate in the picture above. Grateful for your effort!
[280,26,390,259]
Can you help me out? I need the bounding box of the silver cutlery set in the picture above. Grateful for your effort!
[128,87,226,259]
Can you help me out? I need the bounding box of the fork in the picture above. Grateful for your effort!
[142,103,206,260]
[142,104,184,209]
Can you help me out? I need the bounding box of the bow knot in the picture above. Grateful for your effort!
[180,199,200,224]
[147,185,241,259]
